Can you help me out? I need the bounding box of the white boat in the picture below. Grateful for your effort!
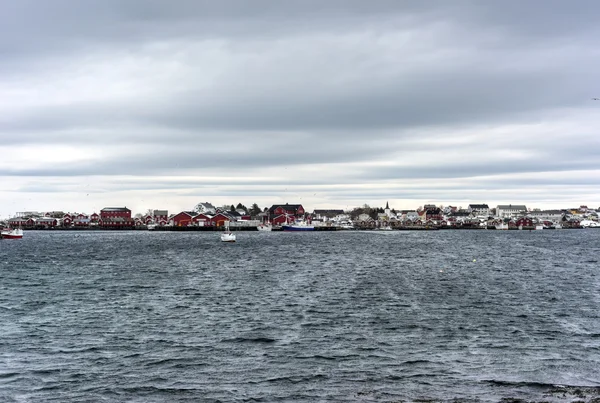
[257,223,272,232]
[220,223,236,242]
[1,228,23,239]
[377,225,393,231]
[535,224,544,230]
[220,232,236,242]
[338,222,354,230]
[147,223,157,231]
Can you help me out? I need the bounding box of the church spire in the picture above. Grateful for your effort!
[385,201,389,209]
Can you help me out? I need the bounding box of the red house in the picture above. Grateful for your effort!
[172,211,197,227]
[418,207,443,223]
[210,213,232,227]
[100,207,131,220]
[268,204,305,223]
[90,213,99,222]
[36,217,58,227]
[193,213,212,226]
[100,207,133,228]
[515,218,533,227]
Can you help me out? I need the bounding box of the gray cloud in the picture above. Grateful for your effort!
[1,0,600,214]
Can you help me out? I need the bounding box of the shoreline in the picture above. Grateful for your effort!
[9,226,590,232]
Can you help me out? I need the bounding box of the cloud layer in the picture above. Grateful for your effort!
[1,1,600,216]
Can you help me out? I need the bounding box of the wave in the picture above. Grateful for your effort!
[293,354,360,361]
[221,337,276,344]
[483,379,600,391]
[250,374,328,384]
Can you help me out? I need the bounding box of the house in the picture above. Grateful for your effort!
[210,212,234,227]
[35,217,58,227]
[496,204,527,218]
[72,217,91,227]
[8,217,34,228]
[268,203,305,223]
[356,213,373,222]
[90,213,100,222]
[527,210,564,222]
[63,213,73,227]
[99,207,133,228]
[312,209,345,220]
[468,204,490,216]
[419,206,443,223]
[443,206,458,214]
[515,217,534,228]
[193,213,212,226]
[101,207,132,220]
[153,210,169,222]
[172,211,197,227]
[194,202,216,215]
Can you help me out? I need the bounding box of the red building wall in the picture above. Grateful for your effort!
[172,212,195,227]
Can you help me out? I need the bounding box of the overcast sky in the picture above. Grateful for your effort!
[1,0,599,216]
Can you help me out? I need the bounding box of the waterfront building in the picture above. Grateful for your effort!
[171,211,197,227]
[312,209,345,221]
[268,203,305,223]
[99,207,133,228]
[496,204,527,218]
[468,204,490,217]
[527,210,564,222]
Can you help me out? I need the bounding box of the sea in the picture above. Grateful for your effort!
[1,229,599,402]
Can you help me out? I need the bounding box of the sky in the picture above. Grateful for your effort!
[1,0,600,217]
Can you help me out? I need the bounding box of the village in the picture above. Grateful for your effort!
[1,201,600,231]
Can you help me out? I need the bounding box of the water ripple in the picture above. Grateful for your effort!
[1,230,600,402]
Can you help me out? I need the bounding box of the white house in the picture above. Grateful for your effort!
[527,210,564,222]
[468,204,490,217]
[194,202,216,215]
[496,204,527,218]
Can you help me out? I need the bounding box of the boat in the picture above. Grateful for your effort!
[1,227,24,239]
[257,223,272,232]
[535,224,544,230]
[377,225,393,231]
[147,223,157,231]
[220,232,236,242]
[220,223,236,242]
[282,220,315,231]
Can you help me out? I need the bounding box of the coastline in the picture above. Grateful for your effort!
[12,226,590,232]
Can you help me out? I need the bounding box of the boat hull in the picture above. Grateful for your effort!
[1,229,23,239]
[1,234,23,239]
[220,233,236,242]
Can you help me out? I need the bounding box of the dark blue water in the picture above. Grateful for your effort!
[1,230,599,402]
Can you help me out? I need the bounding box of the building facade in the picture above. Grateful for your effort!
[496,204,527,218]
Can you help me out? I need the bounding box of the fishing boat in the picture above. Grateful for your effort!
[1,228,24,239]
[282,220,314,231]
